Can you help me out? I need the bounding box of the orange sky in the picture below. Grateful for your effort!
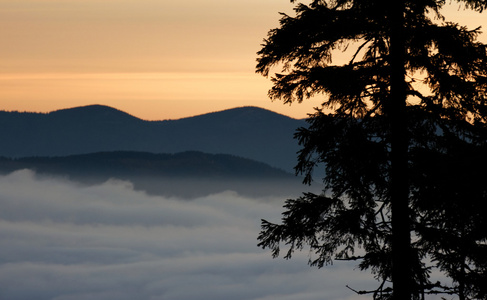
[0,1,485,120]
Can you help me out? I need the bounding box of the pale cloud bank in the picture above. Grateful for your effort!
[0,169,374,300]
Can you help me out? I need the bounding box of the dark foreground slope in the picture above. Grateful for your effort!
[0,105,305,172]
[0,151,309,198]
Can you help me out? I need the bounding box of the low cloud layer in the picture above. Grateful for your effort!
[0,169,374,300]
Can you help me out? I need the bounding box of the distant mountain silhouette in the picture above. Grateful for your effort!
[0,151,307,198]
[49,104,142,124]
[0,151,293,178]
[0,105,306,172]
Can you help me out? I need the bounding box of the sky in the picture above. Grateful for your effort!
[0,169,379,300]
[0,1,486,120]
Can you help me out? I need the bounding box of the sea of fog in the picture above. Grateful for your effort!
[0,169,376,300]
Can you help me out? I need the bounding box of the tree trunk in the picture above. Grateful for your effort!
[389,0,412,299]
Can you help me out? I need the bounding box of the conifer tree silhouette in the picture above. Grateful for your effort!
[256,1,487,299]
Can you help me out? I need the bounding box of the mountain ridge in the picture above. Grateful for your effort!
[0,105,306,172]
[0,150,294,178]
[0,150,306,198]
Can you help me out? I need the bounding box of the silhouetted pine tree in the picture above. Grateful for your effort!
[256,1,487,299]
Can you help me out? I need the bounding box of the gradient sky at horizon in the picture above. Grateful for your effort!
[0,0,486,120]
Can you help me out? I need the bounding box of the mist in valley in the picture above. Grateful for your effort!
[0,169,376,300]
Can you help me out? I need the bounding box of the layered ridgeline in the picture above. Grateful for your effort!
[0,105,305,173]
[0,105,312,197]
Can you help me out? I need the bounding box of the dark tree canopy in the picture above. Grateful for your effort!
[257,0,487,122]
[256,0,487,299]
